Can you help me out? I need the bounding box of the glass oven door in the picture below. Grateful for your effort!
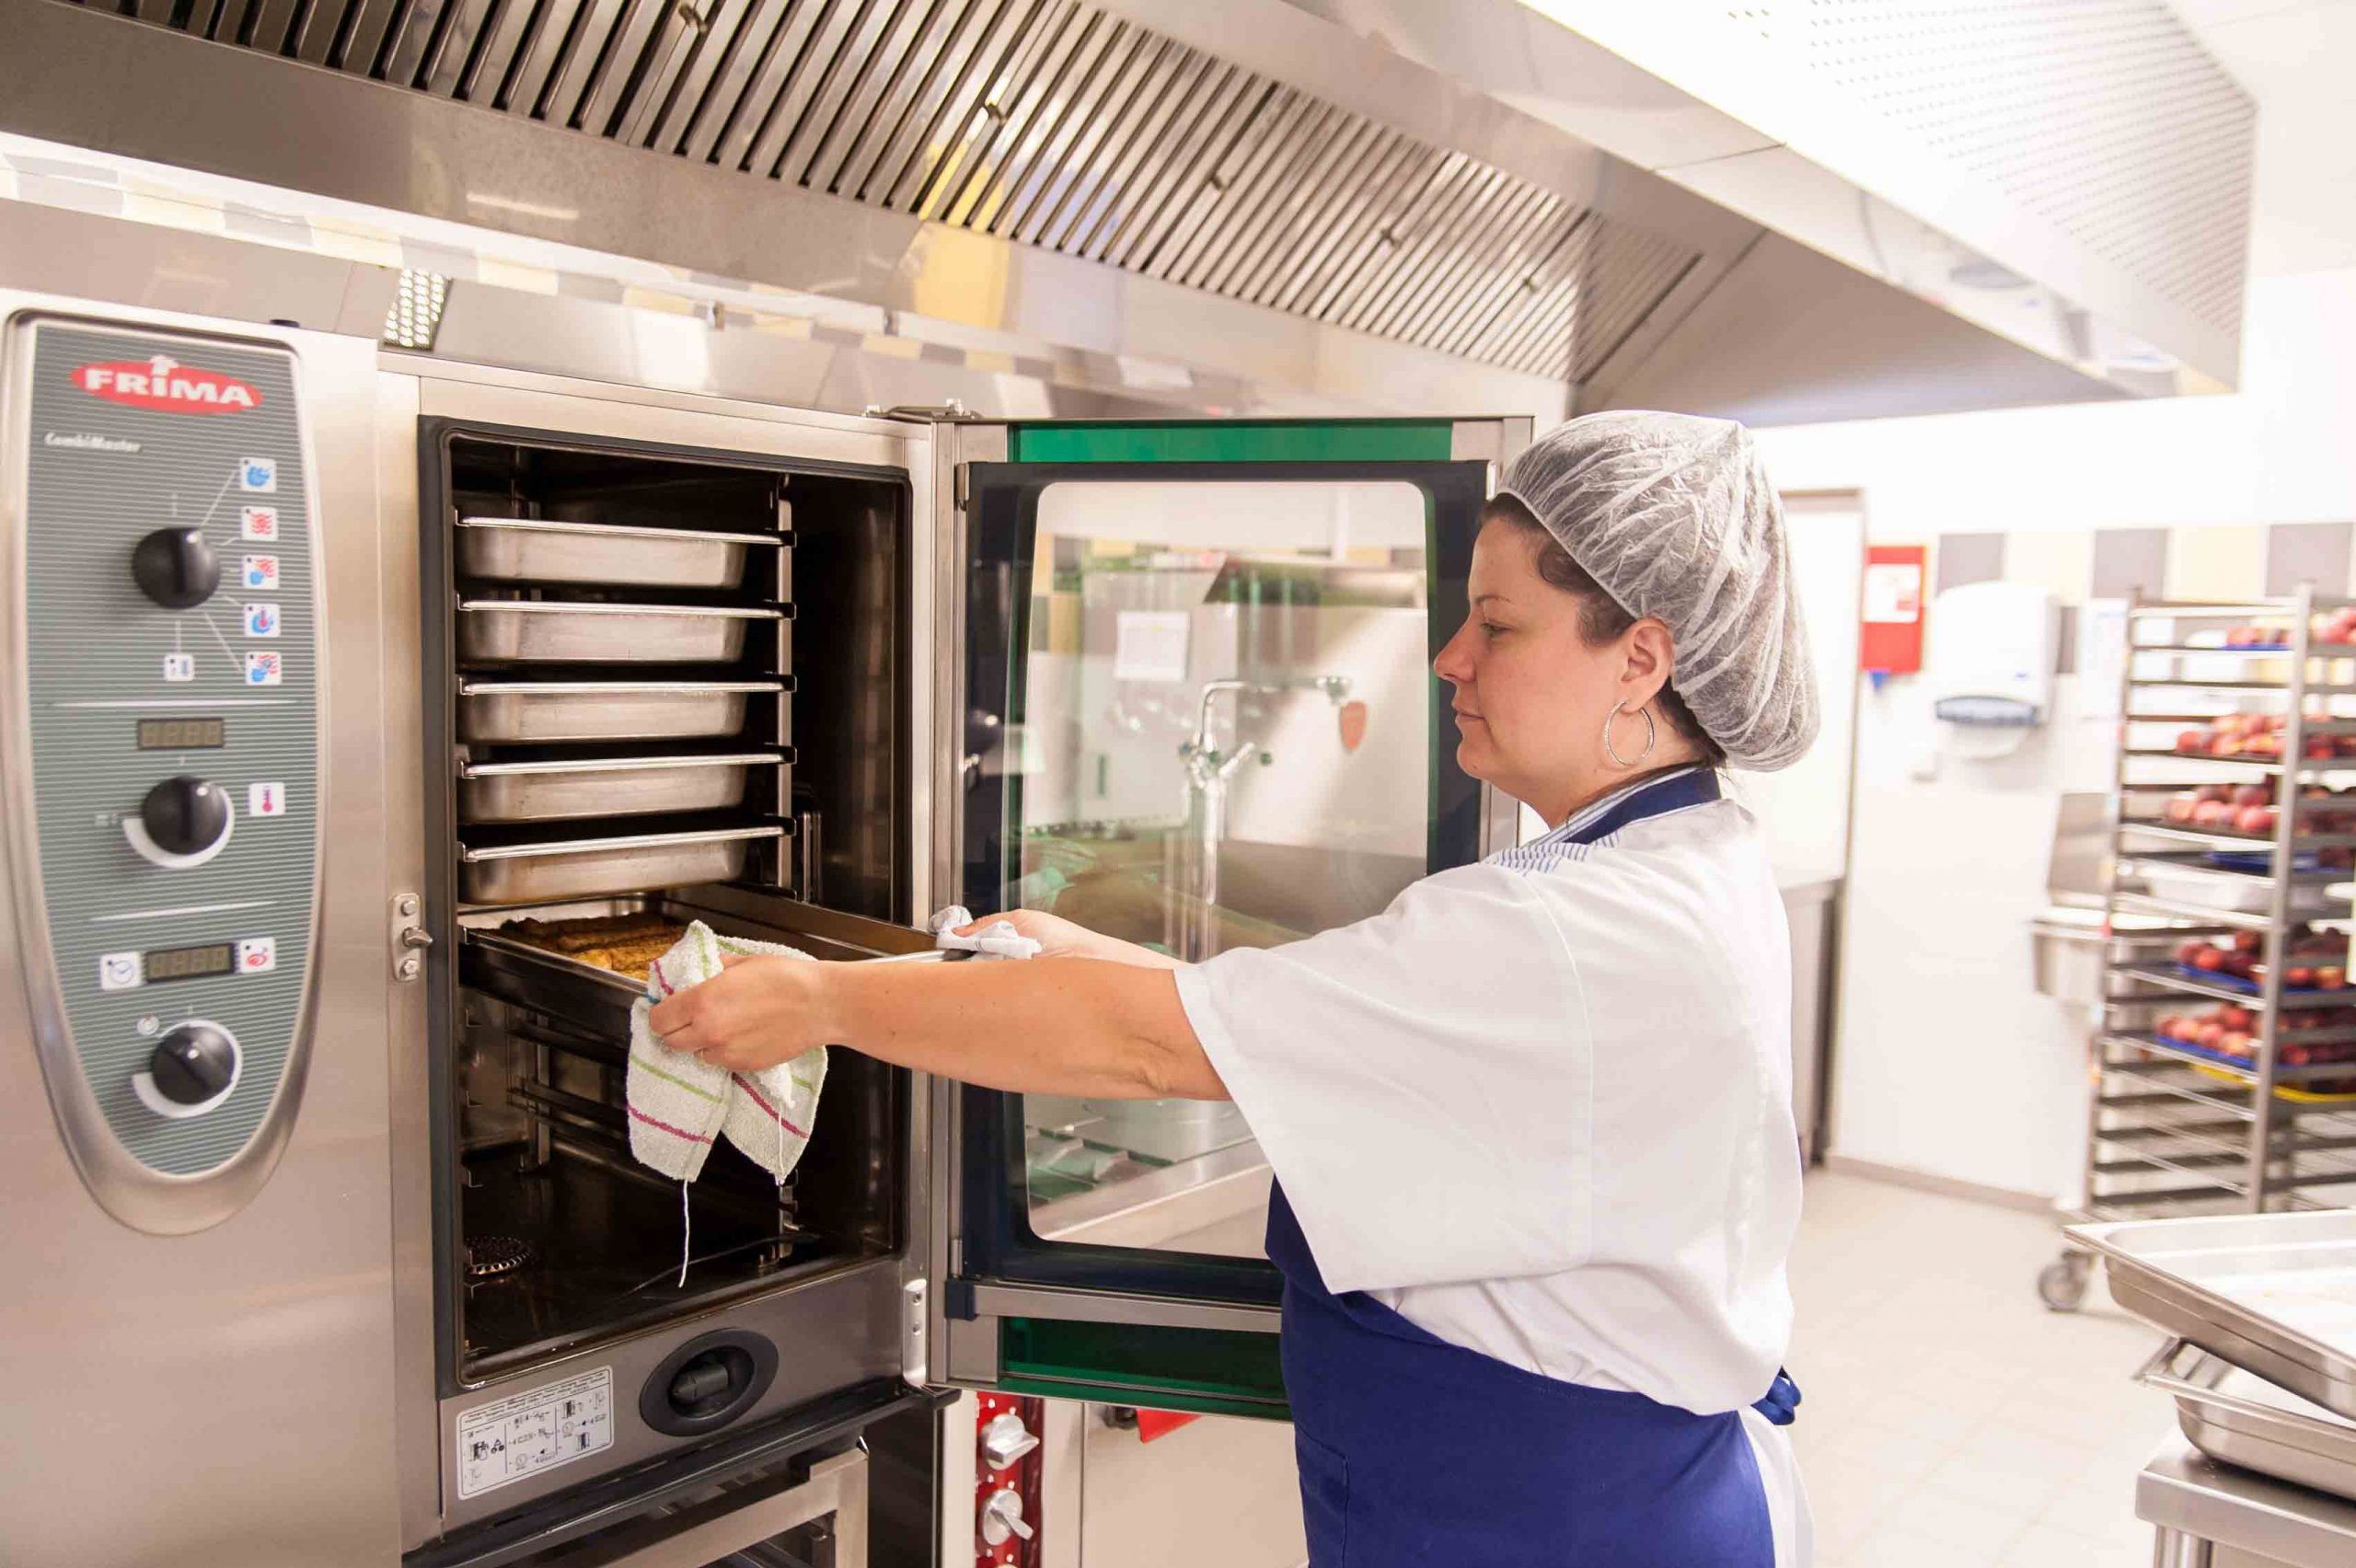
[930,417,1528,1416]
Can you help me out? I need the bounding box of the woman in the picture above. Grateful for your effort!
[653,411,1819,1566]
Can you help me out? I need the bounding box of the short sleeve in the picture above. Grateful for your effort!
[1173,864,1592,1293]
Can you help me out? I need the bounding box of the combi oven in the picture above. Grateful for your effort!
[0,287,1527,1566]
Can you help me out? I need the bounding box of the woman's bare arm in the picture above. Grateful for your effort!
[647,952,1229,1101]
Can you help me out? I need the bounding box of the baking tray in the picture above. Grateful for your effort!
[2069,1211,2356,1420]
[457,599,781,664]
[459,892,947,1030]
[456,679,783,744]
[457,824,783,905]
[457,752,782,824]
[2142,1339,2356,1503]
[457,517,780,590]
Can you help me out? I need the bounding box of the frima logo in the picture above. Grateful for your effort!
[71,355,262,415]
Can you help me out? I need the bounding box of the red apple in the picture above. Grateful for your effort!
[2238,805,2279,836]
[2235,784,2272,807]
[2196,800,2234,826]
[2321,967,2348,990]
[2177,939,2209,967]
[2221,1032,2252,1056]
[2194,948,2228,971]
[2199,1021,2228,1049]
[2165,797,2197,824]
[2288,966,2316,987]
[2235,931,2263,953]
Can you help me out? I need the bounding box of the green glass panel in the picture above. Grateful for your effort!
[1008,421,1453,465]
[998,1318,1290,1421]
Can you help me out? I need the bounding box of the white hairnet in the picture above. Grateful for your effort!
[1496,411,1819,772]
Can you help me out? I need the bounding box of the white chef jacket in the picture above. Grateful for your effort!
[1173,774,1809,1562]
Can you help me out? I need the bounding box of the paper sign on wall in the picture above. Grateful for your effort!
[1114,610,1190,683]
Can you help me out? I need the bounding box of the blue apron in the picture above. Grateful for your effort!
[1265,766,1800,1567]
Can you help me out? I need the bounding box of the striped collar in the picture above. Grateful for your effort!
[1524,765,1721,850]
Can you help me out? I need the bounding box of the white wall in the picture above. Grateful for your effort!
[1740,494,1865,882]
[1751,267,2356,1202]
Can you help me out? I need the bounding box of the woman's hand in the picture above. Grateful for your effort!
[647,953,833,1074]
[960,910,1183,969]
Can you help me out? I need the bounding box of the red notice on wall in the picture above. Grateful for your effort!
[1860,544,1927,674]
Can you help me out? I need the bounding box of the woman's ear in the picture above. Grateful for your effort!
[1622,618,1677,705]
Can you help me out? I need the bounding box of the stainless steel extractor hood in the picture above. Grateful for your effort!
[0,0,2253,422]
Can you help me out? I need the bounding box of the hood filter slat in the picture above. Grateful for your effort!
[87,0,1702,381]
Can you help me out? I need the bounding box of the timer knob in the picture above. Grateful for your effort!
[131,526,220,610]
[133,1021,240,1118]
[126,776,235,869]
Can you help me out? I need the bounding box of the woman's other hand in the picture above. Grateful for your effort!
[647,953,830,1073]
[959,910,1183,969]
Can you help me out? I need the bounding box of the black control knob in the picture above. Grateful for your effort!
[141,776,232,858]
[132,526,220,609]
[149,1023,237,1106]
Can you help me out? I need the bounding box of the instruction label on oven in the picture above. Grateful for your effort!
[455,1366,615,1499]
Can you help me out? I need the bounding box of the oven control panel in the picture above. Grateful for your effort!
[8,317,320,1193]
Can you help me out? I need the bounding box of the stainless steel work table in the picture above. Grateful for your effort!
[2141,1434,2356,1566]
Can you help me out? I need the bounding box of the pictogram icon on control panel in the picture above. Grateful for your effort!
[237,456,277,493]
[248,781,285,818]
[243,602,280,639]
[242,554,279,591]
[244,651,282,686]
[98,951,143,992]
[240,506,278,542]
[161,652,195,683]
[236,937,275,974]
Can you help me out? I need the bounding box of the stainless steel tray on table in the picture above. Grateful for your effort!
[458,599,781,664]
[456,679,783,744]
[457,517,779,590]
[2070,1212,2356,1420]
[457,824,783,905]
[2142,1339,2356,1504]
[457,752,781,823]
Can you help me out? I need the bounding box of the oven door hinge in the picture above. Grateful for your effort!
[390,893,432,983]
[901,1277,929,1386]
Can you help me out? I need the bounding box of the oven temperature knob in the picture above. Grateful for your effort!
[127,776,235,869]
[980,1411,1040,1470]
[131,526,221,610]
[978,1489,1034,1548]
[133,1021,239,1118]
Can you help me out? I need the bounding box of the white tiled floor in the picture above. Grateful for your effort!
[1790,1170,2170,1568]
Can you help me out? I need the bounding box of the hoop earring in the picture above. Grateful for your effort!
[1603,700,1657,769]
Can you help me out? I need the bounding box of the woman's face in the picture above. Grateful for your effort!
[1433,519,1677,824]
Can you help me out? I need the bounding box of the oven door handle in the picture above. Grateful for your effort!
[555,1447,867,1568]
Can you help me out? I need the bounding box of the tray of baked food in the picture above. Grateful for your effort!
[458,891,942,1033]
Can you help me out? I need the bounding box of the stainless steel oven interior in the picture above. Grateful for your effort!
[418,421,916,1411]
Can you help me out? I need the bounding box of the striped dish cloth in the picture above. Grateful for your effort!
[628,921,826,1184]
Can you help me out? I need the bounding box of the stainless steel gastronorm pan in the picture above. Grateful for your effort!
[457,752,782,824]
[2142,1339,2356,1504]
[456,679,782,744]
[457,517,779,590]
[457,824,784,905]
[457,599,781,664]
[2071,1211,2356,1420]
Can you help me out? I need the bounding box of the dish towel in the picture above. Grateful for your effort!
[930,905,1044,961]
[627,921,828,1186]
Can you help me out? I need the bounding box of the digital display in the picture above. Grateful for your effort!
[137,718,225,750]
[144,942,233,982]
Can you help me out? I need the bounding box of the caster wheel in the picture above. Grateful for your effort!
[2038,1254,2091,1312]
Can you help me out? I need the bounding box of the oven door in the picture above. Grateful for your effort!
[926,417,1530,1417]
